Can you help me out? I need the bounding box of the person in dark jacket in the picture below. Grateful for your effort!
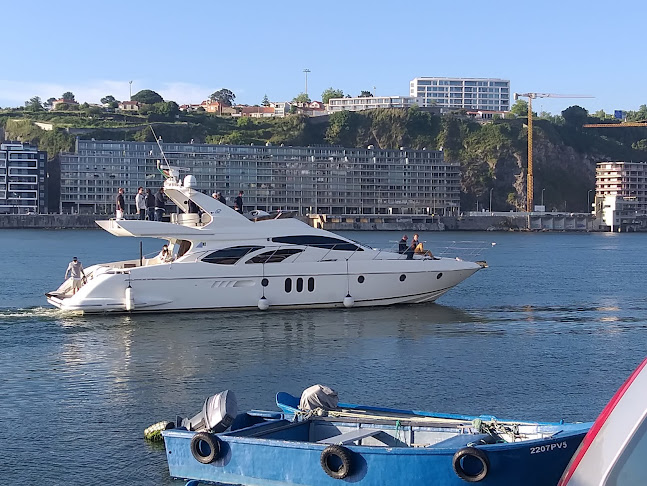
[234,190,244,213]
[145,189,155,221]
[154,187,166,221]
[116,187,125,220]
[398,234,408,254]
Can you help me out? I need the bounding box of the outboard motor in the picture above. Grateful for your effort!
[299,384,339,411]
[178,390,238,433]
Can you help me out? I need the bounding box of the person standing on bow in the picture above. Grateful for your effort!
[116,187,125,220]
[154,187,166,222]
[135,186,146,220]
[234,190,244,213]
[145,189,155,221]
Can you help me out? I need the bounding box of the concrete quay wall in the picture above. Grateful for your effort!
[0,214,99,229]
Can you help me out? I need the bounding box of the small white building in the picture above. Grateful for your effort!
[598,195,647,232]
[118,101,140,112]
[270,101,291,117]
[327,96,422,113]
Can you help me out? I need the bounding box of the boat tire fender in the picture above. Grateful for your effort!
[320,445,352,479]
[452,446,489,482]
[190,432,221,464]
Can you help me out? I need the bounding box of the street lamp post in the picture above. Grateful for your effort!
[587,189,593,213]
[303,69,311,97]
[489,188,494,213]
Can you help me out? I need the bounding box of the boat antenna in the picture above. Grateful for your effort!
[150,125,171,179]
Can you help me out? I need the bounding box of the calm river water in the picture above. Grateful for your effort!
[0,229,646,485]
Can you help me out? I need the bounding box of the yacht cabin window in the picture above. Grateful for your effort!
[271,235,362,251]
[202,246,263,265]
[246,248,303,264]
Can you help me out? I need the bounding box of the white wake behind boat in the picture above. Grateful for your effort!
[46,170,484,314]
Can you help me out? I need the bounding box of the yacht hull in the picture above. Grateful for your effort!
[46,260,479,314]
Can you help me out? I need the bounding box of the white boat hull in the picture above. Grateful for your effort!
[47,259,479,314]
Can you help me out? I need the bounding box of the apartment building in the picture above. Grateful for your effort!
[595,161,647,230]
[410,77,510,111]
[59,139,460,216]
[0,142,47,214]
[327,96,422,113]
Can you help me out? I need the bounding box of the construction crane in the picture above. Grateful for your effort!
[514,92,593,211]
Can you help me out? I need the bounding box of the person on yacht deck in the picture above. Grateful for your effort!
[158,245,173,263]
[65,257,86,294]
[154,187,166,221]
[398,234,408,254]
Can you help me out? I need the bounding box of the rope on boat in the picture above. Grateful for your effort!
[295,407,527,442]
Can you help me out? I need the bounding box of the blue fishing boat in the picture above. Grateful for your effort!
[161,387,591,486]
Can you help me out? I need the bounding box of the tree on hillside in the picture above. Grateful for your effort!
[626,104,647,121]
[210,89,236,107]
[100,95,119,108]
[510,99,529,117]
[292,93,311,104]
[359,90,373,97]
[62,92,75,102]
[44,97,56,109]
[261,94,270,106]
[25,96,43,111]
[561,105,589,127]
[131,89,164,104]
[321,88,344,104]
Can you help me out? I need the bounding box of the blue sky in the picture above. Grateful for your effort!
[2,0,646,115]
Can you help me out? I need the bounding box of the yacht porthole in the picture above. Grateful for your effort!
[308,277,315,292]
[399,274,406,282]
[285,278,292,293]
[436,273,443,279]
[358,276,365,283]
[296,278,304,292]
[261,278,269,287]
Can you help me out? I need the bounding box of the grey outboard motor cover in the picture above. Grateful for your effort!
[299,384,338,411]
[179,390,238,433]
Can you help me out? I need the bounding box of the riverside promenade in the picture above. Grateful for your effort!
[0,212,602,231]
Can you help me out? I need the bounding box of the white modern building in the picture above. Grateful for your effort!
[327,96,422,113]
[595,161,647,231]
[58,139,460,216]
[0,142,47,214]
[410,77,510,111]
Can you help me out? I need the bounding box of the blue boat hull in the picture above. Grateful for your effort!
[163,418,589,486]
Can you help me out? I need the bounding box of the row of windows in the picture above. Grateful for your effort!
[285,277,315,293]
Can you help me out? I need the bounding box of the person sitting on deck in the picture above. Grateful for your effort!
[157,245,173,263]
[398,234,409,254]
[412,233,434,258]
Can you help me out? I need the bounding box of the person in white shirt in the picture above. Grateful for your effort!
[64,257,86,294]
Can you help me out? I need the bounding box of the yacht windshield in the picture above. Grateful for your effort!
[271,235,362,251]
[202,246,263,265]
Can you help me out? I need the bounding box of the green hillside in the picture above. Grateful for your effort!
[2,106,646,212]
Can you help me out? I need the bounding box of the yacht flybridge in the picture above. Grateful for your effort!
[46,170,484,314]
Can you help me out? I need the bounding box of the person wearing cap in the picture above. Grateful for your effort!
[398,234,409,254]
[64,257,86,294]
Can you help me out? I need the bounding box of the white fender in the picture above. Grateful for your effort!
[258,297,270,311]
[343,294,354,308]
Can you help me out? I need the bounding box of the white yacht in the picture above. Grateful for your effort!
[46,171,484,314]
